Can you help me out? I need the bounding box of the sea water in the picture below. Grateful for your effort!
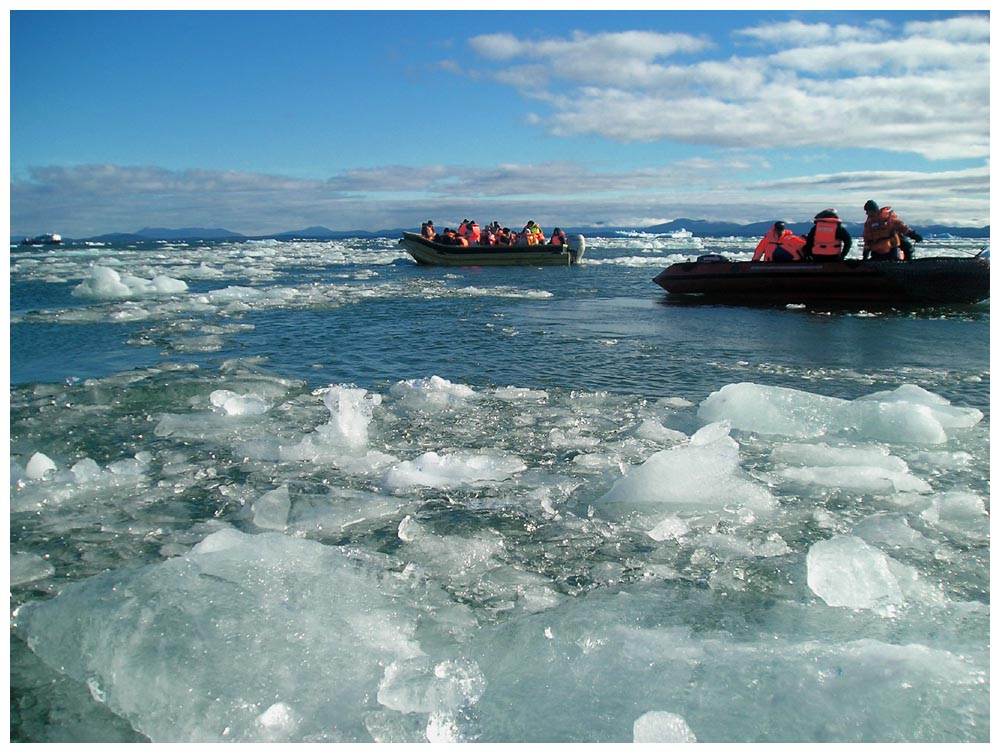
[8,233,990,743]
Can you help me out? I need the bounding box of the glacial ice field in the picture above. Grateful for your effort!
[9,234,990,743]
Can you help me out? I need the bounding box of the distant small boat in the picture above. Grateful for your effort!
[20,233,62,246]
[399,231,585,266]
[653,254,990,306]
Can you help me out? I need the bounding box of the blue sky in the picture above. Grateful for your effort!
[9,7,991,237]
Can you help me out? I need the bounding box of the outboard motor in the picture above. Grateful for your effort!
[566,234,586,263]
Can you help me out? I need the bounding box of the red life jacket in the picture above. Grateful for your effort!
[550,231,566,245]
[468,222,481,243]
[812,218,843,258]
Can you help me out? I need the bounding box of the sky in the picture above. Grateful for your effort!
[7,5,993,237]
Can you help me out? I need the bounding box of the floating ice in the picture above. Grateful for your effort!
[389,376,477,412]
[72,266,188,299]
[13,529,449,743]
[770,442,908,471]
[633,710,697,743]
[10,552,55,587]
[249,386,391,469]
[597,422,776,524]
[252,485,291,530]
[24,452,57,480]
[806,535,922,609]
[778,465,930,494]
[384,451,526,491]
[210,389,270,416]
[851,513,935,552]
[919,491,989,541]
[698,382,843,438]
[698,382,981,445]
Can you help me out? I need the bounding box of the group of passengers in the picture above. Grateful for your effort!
[420,219,568,247]
[752,200,924,263]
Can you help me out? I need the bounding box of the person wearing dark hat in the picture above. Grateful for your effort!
[801,209,852,260]
[421,220,436,240]
[752,220,806,261]
[862,200,923,261]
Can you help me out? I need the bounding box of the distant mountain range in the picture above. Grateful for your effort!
[12,218,991,243]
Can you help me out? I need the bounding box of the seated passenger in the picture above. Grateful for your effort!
[520,220,543,245]
[802,209,852,260]
[467,220,481,244]
[752,221,805,261]
[440,228,459,245]
[550,227,567,245]
[421,220,435,240]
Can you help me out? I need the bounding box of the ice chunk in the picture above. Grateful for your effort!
[851,513,935,552]
[633,710,697,743]
[647,515,690,541]
[844,400,948,445]
[210,389,269,416]
[699,382,981,445]
[778,465,930,494]
[377,657,485,716]
[389,376,477,412]
[698,382,844,438]
[253,485,291,530]
[384,451,525,491]
[14,529,435,742]
[806,535,905,609]
[24,452,57,480]
[856,384,984,429]
[256,702,297,739]
[919,491,989,541]
[71,457,103,484]
[597,423,775,521]
[72,266,188,299]
[10,552,55,586]
[770,442,908,472]
[633,419,688,444]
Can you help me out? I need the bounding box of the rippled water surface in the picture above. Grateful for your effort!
[9,234,990,742]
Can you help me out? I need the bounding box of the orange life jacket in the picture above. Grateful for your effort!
[457,236,469,246]
[550,231,566,245]
[864,207,903,259]
[754,229,805,261]
[811,218,843,258]
[468,222,481,243]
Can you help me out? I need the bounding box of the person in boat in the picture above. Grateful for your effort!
[801,209,852,260]
[752,221,806,261]
[465,220,481,244]
[498,227,515,245]
[439,227,460,245]
[519,220,544,245]
[862,200,923,261]
[421,220,436,240]
[549,227,567,246]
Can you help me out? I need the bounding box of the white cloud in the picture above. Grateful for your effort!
[459,15,989,161]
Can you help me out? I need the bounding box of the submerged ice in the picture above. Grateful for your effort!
[10,366,990,743]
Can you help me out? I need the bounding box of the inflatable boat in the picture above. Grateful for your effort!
[652,254,989,306]
[399,231,585,266]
